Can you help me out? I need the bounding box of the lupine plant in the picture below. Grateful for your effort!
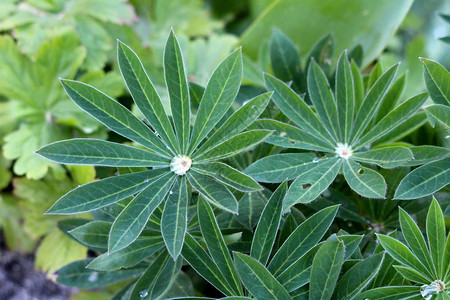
[35,27,450,300]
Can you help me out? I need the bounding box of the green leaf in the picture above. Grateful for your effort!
[198,197,243,296]
[283,157,341,208]
[69,220,111,249]
[187,170,238,214]
[165,30,191,153]
[189,48,243,153]
[269,29,301,89]
[193,162,262,192]
[373,72,407,124]
[355,286,420,300]
[351,61,364,113]
[343,159,386,198]
[47,169,167,214]
[194,92,271,156]
[308,60,340,141]
[377,234,433,280]
[108,173,175,253]
[309,235,344,300]
[335,51,354,143]
[425,104,450,129]
[395,157,450,200]
[393,265,430,284]
[245,153,319,183]
[129,251,182,300]
[162,176,188,259]
[354,93,427,149]
[352,147,413,169]
[56,258,143,289]
[276,244,320,292]
[305,34,334,75]
[251,182,287,265]
[403,146,450,167]
[117,41,179,154]
[399,207,436,277]
[268,205,339,276]
[333,252,385,300]
[37,139,170,167]
[427,198,446,278]
[234,253,292,300]
[60,79,172,157]
[349,64,399,144]
[194,130,272,162]
[237,190,269,230]
[250,119,334,152]
[181,233,236,296]
[420,58,450,105]
[87,237,164,271]
[264,73,334,145]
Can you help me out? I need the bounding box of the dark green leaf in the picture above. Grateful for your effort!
[355,286,420,300]
[165,30,191,153]
[117,41,179,154]
[395,157,450,200]
[47,169,167,214]
[335,51,354,143]
[69,220,111,249]
[108,172,175,253]
[393,265,430,284]
[427,198,446,278]
[351,61,364,113]
[343,159,386,198]
[234,253,292,300]
[251,182,287,265]
[309,235,344,300]
[352,146,413,169]
[60,79,172,157]
[403,146,450,167]
[425,104,450,129]
[37,139,169,167]
[421,58,450,105]
[189,49,243,153]
[373,73,406,124]
[162,176,188,259]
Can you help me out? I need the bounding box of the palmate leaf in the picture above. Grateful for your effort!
[37,139,170,167]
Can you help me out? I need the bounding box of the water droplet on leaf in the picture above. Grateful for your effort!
[139,290,148,298]
[312,157,319,163]
[88,272,98,282]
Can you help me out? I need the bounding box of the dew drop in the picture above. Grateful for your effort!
[169,191,173,195]
[322,189,331,197]
[312,157,319,163]
[144,179,149,183]
[279,131,287,137]
[139,290,148,298]
[88,272,98,282]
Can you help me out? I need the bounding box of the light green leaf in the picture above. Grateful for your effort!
[403,146,450,167]
[420,58,450,105]
[37,139,170,167]
[181,233,236,296]
[354,93,428,149]
[194,130,272,162]
[187,170,238,214]
[427,198,446,278]
[108,173,175,253]
[283,157,341,208]
[234,253,292,300]
[162,176,188,259]
[352,147,413,169]
[264,73,334,145]
[87,237,164,271]
[425,104,450,129]
[245,153,319,183]
[60,79,172,157]
[309,235,344,300]
[308,60,340,141]
[343,159,386,198]
[377,234,433,280]
[393,265,430,284]
[198,197,243,296]
[399,207,436,277]
[333,252,385,300]
[355,286,420,300]
[335,51,354,143]
[249,119,334,152]
[46,169,167,214]
[189,48,243,153]
[194,92,271,156]
[269,29,302,90]
[165,30,191,153]
[193,162,262,192]
[117,41,179,154]
[350,64,399,144]
[268,205,339,276]
[129,251,182,300]
[251,182,287,265]
[395,157,450,200]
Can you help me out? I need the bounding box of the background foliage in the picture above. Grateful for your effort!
[0,0,449,299]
